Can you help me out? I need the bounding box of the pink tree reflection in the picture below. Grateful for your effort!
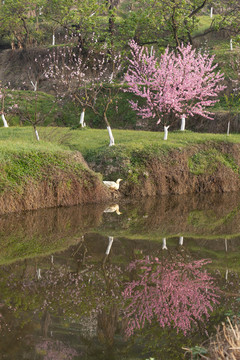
[123,256,219,337]
[36,339,78,360]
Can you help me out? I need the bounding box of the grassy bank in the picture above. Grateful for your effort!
[0,127,115,214]
[1,126,240,211]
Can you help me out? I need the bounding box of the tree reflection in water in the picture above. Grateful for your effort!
[36,339,78,360]
[0,233,224,359]
[123,256,219,337]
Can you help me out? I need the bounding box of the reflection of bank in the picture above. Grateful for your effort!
[1,192,240,266]
[93,193,240,255]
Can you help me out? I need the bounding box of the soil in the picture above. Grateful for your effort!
[0,152,112,215]
[90,142,240,198]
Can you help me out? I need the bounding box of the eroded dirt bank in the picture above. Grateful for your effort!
[90,142,240,198]
[1,142,240,215]
[0,151,111,215]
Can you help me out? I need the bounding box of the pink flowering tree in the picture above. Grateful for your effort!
[122,256,219,337]
[125,41,225,139]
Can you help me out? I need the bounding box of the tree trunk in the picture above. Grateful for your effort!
[34,126,40,141]
[80,110,86,127]
[31,81,37,91]
[105,236,114,255]
[36,268,41,279]
[41,310,51,337]
[225,238,228,252]
[52,32,55,46]
[103,97,114,146]
[227,121,230,136]
[162,237,167,250]
[107,126,115,146]
[180,116,186,131]
[225,268,228,281]
[179,236,184,246]
[164,125,169,140]
[171,7,181,48]
[2,114,8,127]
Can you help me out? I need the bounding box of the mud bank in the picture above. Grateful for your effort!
[1,142,240,215]
[90,142,240,198]
[0,151,111,215]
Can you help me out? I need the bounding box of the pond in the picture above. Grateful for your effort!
[0,193,240,359]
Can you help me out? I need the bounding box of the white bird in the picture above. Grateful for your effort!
[104,204,122,215]
[103,179,122,191]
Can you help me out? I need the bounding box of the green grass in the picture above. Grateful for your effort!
[1,126,240,195]
[0,127,92,194]
[1,126,240,156]
[193,15,213,37]
[189,149,239,175]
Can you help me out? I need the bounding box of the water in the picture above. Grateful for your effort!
[0,193,240,359]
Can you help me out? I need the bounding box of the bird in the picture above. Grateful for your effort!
[103,178,122,191]
[103,204,122,215]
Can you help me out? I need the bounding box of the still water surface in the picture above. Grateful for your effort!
[0,193,240,359]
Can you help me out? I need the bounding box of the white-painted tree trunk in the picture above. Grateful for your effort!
[162,237,168,250]
[109,72,113,83]
[35,128,40,141]
[150,45,153,56]
[52,33,55,46]
[37,268,41,279]
[230,38,233,51]
[80,111,86,127]
[107,126,115,146]
[180,116,186,131]
[2,114,8,127]
[225,268,228,281]
[210,7,213,18]
[163,125,169,140]
[51,255,54,264]
[227,121,230,136]
[179,236,184,246]
[31,81,37,91]
[105,236,114,255]
[225,238,228,252]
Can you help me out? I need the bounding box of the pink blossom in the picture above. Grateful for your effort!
[125,41,226,127]
[123,256,219,337]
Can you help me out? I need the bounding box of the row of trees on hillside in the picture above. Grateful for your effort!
[0,38,225,142]
[0,0,240,50]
